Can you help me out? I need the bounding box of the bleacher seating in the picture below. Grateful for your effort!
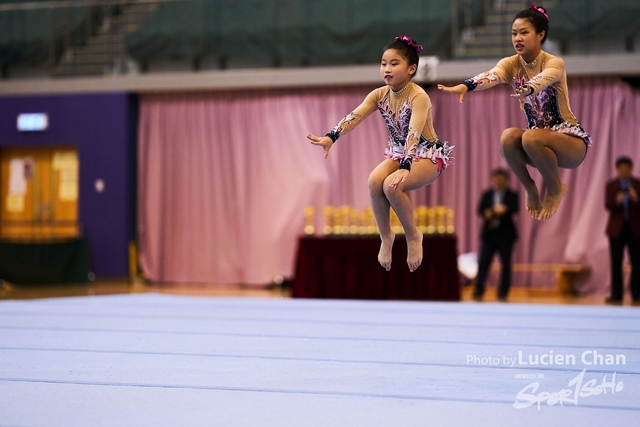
[124,0,457,66]
[0,0,638,73]
[0,0,91,67]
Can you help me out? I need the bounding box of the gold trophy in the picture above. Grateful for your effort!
[337,205,350,235]
[416,206,429,234]
[446,208,455,234]
[435,206,447,234]
[333,207,345,235]
[304,206,315,235]
[426,207,436,234]
[357,209,367,235]
[322,206,333,235]
[349,207,360,235]
[364,206,377,234]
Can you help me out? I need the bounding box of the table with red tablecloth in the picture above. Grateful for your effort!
[292,235,459,301]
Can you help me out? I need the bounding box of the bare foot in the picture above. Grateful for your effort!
[539,183,568,220]
[406,231,423,272]
[524,187,543,219]
[378,233,395,271]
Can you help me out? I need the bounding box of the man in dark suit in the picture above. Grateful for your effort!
[605,156,640,304]
[474,169,519,301]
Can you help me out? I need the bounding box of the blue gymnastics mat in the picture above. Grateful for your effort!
[1,294,639,426]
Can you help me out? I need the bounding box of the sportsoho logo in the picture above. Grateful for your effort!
[466,350,627,410]
[513,368,624,410]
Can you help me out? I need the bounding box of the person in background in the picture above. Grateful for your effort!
[474,168,519,301]
[605,156,640,304]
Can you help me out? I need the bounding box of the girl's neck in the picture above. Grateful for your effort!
[520,48,543,65]
[390,81,411,96]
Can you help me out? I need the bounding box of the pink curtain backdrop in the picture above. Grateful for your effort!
[138,77,640,293]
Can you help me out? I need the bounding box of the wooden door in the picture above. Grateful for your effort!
[0,146,79,241]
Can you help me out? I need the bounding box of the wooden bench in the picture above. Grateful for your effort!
[491,263,589,295]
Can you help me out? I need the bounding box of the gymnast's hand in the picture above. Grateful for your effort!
[387,169,410,190]
[511,85,533,100]
[437,84,468,103]
[510,85,533,111]
[493,204,508,216]
[307,133,332,159]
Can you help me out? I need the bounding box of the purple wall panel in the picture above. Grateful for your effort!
[0,93,135,277]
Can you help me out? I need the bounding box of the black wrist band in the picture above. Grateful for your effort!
[462,79,477,92]
[325,131,339,144]
[399,159,412,171]
[526,84,534,96]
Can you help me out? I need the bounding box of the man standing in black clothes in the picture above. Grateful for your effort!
[605,156,640,304]
[474,169,519,301]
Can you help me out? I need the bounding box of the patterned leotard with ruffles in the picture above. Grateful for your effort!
[463,51,592,146]
[327,82,453,171]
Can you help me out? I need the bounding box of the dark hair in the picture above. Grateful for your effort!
[513,5,549,44]
[383,38,420,77]
[492,168,510,178]
[616,156,633,168]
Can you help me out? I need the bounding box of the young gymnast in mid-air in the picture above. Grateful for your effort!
[438,4,592,220]
[307,35,453,272]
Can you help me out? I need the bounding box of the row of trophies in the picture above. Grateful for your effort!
[304,205,455,235]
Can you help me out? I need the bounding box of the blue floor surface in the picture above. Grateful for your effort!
[1,294,639,426]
